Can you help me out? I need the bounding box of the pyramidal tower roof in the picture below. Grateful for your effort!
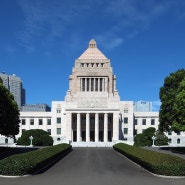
[78,39,108,60]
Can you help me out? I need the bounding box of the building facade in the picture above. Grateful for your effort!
[1,39,185,146]
[21,104,51,112]
[0,72,25,110]
[134,101,152,112]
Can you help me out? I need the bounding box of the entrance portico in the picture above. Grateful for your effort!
[70,112,119,143]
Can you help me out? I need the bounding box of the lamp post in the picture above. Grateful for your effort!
[152,136,156,147]
[29,135,33,147]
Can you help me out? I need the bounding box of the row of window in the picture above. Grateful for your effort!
[81,78,105,92]
[123,118,155,125]
[134,118,155,125]
[81,63,104,67]
[21,117,61,125]
[168,131,182,135]
[168,138,181,144]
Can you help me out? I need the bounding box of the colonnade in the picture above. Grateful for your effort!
[80,77,108,92]
[69,112,119,142]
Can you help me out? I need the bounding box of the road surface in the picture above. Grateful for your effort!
[0,148,184,185]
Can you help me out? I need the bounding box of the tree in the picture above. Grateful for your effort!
[159,69,185,132]
[155,130,168,146]
[134,127,156,147]
[17,129,53,146]
[171,79,185,132]
[134,133,147,147]
[0,78,20,140]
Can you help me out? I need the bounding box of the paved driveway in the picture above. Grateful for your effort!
[0,148,184,185]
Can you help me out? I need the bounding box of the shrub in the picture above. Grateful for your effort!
[114,143,185,176]
[134,127,155,147]
[17,129,53,146]
[0,143,71,176]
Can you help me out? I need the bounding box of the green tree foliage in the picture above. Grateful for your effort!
[0,78,20,139]
[17,129,53,146]
[171,79,185,132]
[134,127,168,146]
[155,130,168,146]
[159,69,185,132]
[134,127,156,146]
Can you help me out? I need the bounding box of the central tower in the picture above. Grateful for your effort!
[64,39,120,143]
[65,39,120,106]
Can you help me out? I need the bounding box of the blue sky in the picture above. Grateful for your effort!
[1,0,185,111]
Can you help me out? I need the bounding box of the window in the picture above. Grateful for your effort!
[151,119,155,125]
[57,138,61,141]
[57,109,61,113]
[82,78,85,91]
[124,109,128,113]
[47,129,51,135]
[124,117,128,124]
[134,119,138,125]
[101,63,104,67]
[168,138,172,144]
[134,129,137,135]
[57,117,61,124]
[57,128,61,135]
[39,119,43,125]
[81,63,84,67]
[95,78,98,91]
[87,78,89,91]
[30,119,34,125]
[100,78,103,91]
[47,119,51,125]
[22,119,26,125]
[177,138,180,144]
[91,78,94,91]
[142,119,146,125]
[124,128,128,134]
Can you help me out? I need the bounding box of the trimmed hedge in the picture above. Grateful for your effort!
[114,143,185,176]
[0,144,71,176]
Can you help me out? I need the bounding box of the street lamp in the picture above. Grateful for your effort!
[152,136,156,147]
[29,135,33,147]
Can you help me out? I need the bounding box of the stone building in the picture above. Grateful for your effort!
[1,39,184,146]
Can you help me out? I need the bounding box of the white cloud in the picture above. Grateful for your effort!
[16,0,185,52]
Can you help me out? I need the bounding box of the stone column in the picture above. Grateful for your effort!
[86,113,90,142]
[94,78,95,92]
[103,78,105,92]
[113,113,119,141]
[77,113,81,142]
[95,113,99,142]
[114,75,116,91]
[104,113,108,142]
[66,112,72,141]
[105,77,108,92]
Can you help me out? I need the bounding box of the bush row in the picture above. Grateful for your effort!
[0,143,71,176]
[113,143,185,176]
